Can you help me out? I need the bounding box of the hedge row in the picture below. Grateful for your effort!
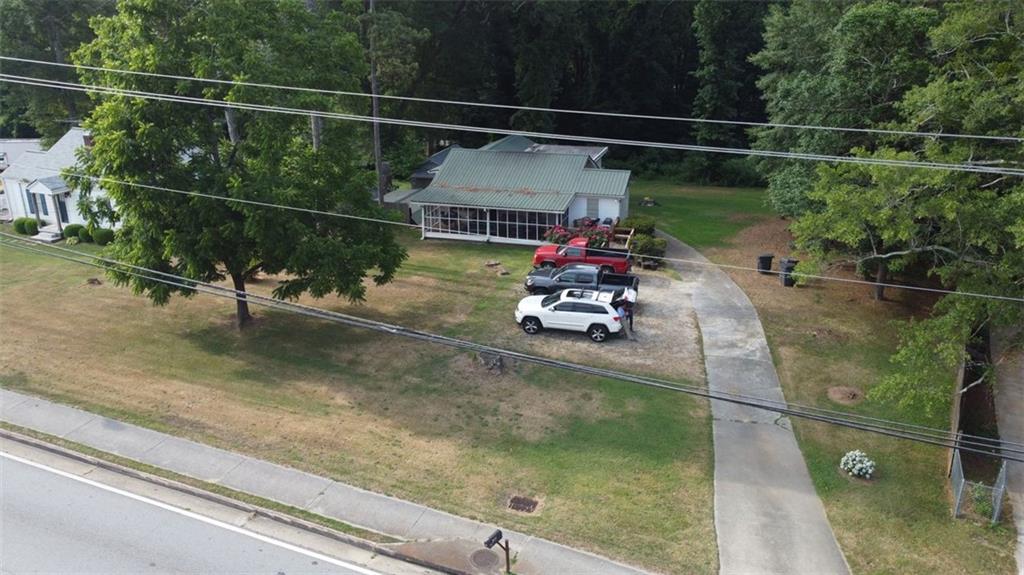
[9,220,114,246]
[620,215,656,236]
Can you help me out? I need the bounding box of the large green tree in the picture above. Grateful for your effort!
[787,1,1024,413]
[73,0,406,327]
[0,0,113,141]
[872,0,1024,413]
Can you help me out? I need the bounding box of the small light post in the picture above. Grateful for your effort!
[484,529,511,574]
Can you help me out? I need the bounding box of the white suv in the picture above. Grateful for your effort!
[515,289,623,342]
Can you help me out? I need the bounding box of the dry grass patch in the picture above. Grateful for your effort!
[0,238,715,574]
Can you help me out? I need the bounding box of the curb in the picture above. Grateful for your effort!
[0,428,467,575]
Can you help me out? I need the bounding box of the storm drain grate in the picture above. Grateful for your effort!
[508,495,538,513]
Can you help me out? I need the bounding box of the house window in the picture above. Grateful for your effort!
[25,191,35,214]
[38,194,49,216]
[420,204,563,242]
[586,197,599,219]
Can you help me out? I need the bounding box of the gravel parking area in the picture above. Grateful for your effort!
[501,269,705,384]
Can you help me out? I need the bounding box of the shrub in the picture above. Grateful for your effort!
[92,228,115,246]
[66,236,80,246]
[62,223,85,239]
[13,217,31,234]
[620,215,657,236]
[22,218,39,236]
[839,450,876,479]
[78,227,93,242]
[630,233,667,267]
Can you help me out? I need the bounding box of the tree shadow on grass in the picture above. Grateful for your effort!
[176,303,710,488]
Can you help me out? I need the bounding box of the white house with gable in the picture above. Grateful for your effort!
[0,138,42,220]
[0,128,105,240]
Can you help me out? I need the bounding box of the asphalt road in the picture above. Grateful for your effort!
[0,453,378,575]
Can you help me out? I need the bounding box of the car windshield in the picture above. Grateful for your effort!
[541,294,561,307]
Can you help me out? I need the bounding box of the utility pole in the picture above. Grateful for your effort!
[368,0,385,205]
[305,0,322,150]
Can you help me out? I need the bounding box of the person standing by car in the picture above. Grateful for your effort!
[616,302,634,341]
[624,287,637,331]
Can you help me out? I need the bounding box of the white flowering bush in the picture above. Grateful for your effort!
[840,450,876,479]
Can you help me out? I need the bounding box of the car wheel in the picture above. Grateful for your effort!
[521,317,542,335]
[540,261,556,269]
[588,324,609,342]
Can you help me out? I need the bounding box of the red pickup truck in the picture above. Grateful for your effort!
[532,237,632,273]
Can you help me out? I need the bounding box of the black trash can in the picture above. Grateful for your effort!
[757,253,774,275]
[779,257,799,287]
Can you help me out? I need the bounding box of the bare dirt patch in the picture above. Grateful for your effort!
[827,386,864,406]
[484,270,705,384]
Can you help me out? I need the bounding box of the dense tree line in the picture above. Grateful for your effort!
[756,0,1023,412]
[1,1,1020,410]
[382,0,767,183]
[1,0,769,181]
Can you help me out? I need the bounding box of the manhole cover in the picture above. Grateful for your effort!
[508,495,538,513]
[470,549,500,569]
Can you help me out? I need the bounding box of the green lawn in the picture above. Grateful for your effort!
[629,179,772,248]
[0,232,716,574]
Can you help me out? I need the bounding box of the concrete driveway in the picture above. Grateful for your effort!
[663,232,850,575]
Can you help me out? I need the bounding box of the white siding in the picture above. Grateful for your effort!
[598,198,620,220]
[422,230,543,246]
[569,196,627,223]
[568,197,587,223]
[3,179,28,219]
[66,190,88,226]
[1,177,106,227]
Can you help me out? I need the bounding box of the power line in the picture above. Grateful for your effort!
[2,227,1015,448]
[36,166,421,229]
[14,163,1024,304]
[2,228,1015,452]
[3,54,1022,143]
[0,234,1018,461]
[5,74,1024,178]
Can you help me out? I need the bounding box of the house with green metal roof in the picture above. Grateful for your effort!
[410,145,630,245]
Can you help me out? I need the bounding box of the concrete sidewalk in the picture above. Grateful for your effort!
[0,388,649,575]
[662,233,849,575]
[992,327,1024,574]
